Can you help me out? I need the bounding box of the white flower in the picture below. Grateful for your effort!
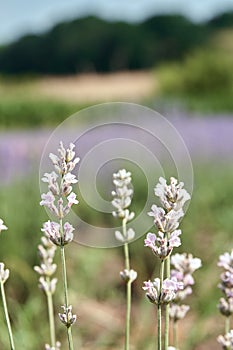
[171,253,202,274]
[0,219,8,233]
[67,192,79,206]
[115,227,135,242]
[218,251,233,272]
[217,330,233,349]
[169,303,190,321]
[120,269,137,282]
[0,263,10,283]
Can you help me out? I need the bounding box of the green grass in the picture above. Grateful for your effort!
[0,97,90,129]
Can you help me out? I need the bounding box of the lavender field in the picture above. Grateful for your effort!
[1,111,232,183]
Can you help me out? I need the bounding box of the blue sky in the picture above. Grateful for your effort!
[1,0,233,44]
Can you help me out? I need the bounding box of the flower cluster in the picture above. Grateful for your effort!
[120,269,137,283]
[34,235,57,295]
[45,342,61,350]
[155,176,191,212]
[59,305,77,328]
[143,278,183,305]
[218,251,233,316]
[144,230,181,260]
[42,221,75,246]
[145,176,190,260]
[217,250,233,348]
[169,253,202,321]
[40,142,79,246]
[218,330,233,349]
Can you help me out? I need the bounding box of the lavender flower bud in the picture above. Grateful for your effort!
[42,221,75,246]
[115,228,135,243]
[45,341,61,350]
[42,172,60,196]
[0,219,8,233]
[143,278,183,305]
[39,277,58,294]
[217,330,233,349]
[155,176,190,212]
[0,263,10,283]
[120,269,137,283]
[63,222,75,244]
[218,251,233,272]
[59,305,77,327]
[169,303,190,322]
[42,221,61,246]
[40,191,59,216]
[171,253,202,274]
[218,297,233,317]
[34,261,57,277]
[144,230,181,260]
[148,205,183,233]
[49,142,80,175]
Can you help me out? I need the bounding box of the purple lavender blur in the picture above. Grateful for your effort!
[0,112,233,183]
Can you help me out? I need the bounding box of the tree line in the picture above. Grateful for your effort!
[0,13,232,74]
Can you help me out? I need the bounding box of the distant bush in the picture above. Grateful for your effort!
[158,50,233,95]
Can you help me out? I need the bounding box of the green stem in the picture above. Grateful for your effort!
[123,219,131,350]
[165,255,170,350]
[46,283,56,348]
[0,281,15,350]
[60,245,74,350]
[225,316,230,334]
[157,304,162,350]
[158,260,164,350]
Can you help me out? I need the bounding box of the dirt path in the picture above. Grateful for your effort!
[35,71,156,102]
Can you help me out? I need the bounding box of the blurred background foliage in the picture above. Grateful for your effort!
[0,6,233,350]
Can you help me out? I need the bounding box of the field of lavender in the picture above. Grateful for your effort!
[0,100,233,350]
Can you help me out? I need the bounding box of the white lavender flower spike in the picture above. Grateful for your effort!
[41,142,80,349]
[112,169,134,222]
[111,168,137,350]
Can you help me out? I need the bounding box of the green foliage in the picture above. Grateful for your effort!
[157,49,233,112]
[159,50,233,95]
